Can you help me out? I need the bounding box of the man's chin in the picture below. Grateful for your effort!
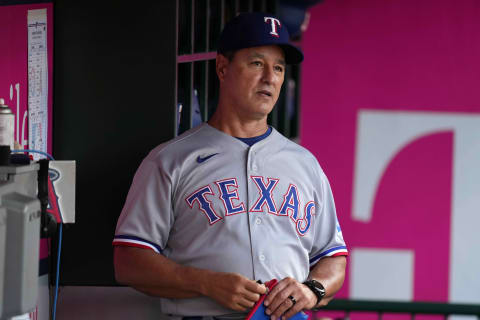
[255,101,277,113]
[243,110,271,122]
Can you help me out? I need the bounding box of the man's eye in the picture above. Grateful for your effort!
[275,66,284,72]
[252,61,262,66]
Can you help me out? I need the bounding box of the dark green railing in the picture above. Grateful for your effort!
[314,299,480,320]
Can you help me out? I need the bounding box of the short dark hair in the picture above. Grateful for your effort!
[219,50,237,61]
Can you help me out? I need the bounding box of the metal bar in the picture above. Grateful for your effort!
[220,0,225,30]
[378,312,383,320]
[208,55,219,118]
[174,0,180,136]
[323,299,480,316]
[205,0,210,51]
[190,0,195,53]
[209,0,223,51]
[177,62,194,135]
[178,52,217,63]
[188,62,194,129]
[194,0,207,52]
[203,60,209,121]
[178,0,193,55]
[194,60,209,123]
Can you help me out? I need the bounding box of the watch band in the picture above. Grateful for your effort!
[303,279,326,309]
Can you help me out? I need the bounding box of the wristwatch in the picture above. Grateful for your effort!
[303,279,326,309]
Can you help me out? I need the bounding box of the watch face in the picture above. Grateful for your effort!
[310,280,326,297]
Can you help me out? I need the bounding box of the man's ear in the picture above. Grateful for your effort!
[216,54,229,82]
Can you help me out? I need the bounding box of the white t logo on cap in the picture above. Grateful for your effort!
[264,17,281,37]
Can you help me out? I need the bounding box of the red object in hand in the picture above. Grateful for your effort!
[245,279,278,320]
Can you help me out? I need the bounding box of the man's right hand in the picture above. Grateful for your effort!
[202,272,267,311]
[115,246,266,311]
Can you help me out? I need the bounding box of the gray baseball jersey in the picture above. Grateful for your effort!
[113,123,347,316]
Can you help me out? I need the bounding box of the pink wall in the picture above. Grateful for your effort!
[0,3,53,154]
[300,0,480,307]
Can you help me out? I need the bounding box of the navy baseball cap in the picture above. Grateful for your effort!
[218,12,304,64]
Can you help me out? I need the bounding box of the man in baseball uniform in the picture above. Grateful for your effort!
[113,12,347,320]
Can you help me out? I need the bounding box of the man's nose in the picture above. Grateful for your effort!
[261,66,276,84]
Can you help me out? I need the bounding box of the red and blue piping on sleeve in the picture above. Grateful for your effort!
[113,235,163,254]
[309,245,348,267]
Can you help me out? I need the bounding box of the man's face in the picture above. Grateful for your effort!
[218,45,286,121]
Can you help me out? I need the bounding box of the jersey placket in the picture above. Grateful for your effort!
[246,145,270,281]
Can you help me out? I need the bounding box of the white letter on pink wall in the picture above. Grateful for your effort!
[352,110,480,303]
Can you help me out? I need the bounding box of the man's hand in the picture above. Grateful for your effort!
[202,272,267,311]
[263,256,347,320]
[263,277,316,320]
[114,246,266,311]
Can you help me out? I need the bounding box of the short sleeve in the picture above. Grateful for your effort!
[113,159,174,254]
[308,168,348,267]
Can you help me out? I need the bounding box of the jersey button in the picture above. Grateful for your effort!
[252,165,258,171]
[259,254,266,261]
[255,218,262,225]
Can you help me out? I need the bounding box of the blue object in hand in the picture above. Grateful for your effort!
[247,301,309,320]
[246,279,309,320]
